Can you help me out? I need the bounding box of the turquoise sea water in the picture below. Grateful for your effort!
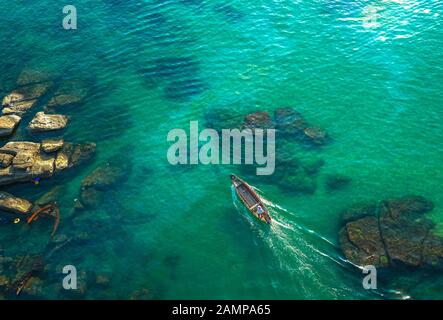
[0,0,442,299]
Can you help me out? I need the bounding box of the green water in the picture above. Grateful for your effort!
[0,0,442,299]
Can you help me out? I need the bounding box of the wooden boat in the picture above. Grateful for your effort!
[230,174,271,224]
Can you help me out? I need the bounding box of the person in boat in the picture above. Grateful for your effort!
[257,205,264,217]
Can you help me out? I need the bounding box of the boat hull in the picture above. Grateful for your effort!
[231,175,271,224]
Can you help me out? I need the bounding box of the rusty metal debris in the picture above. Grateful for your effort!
[27,203,60,238]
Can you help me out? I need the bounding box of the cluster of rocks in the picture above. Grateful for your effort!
[0,141,95,187]
[0,254,45,297]
[339,196,443,270]
[0,68,94,218]
[205,107,330,146]
[0,70,89,140]
[0,71,96,299]
[205,107,348,194]
[0,140,95,217]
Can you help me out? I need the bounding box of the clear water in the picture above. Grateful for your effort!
[0,0,442,299]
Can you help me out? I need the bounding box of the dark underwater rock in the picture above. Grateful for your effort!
[36,186,63,207]
[278,170,317,194]
[341,202,377,224]
[302,158,325,176]
[325,174,352,192]
[80,188,104,209]
[274,107,307,135]
[303,126,329,146]
[274,107,330,146]
[339,216,390,267]
[79,159,130,209]
[81,162,125,191]
[204,108,242,132]
[339,196,443,270]
[214,4,245,21]
[142,56,206,101]
[242,111,274,131]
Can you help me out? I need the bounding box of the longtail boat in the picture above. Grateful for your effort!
[230,174,271,224]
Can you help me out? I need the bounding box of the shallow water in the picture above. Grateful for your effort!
[0,0,442,299]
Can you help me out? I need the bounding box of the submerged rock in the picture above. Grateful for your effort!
[79,162,127,208]
[278,171,317,194]
[28,112,68,132]
[204,108,242,132]
[35,186,62,207]
[2,70,52,116]
[325,174,352,192]
[303,126,328,146]
[242,111,274,131]
[339,196,443,270]
[81,163,125,190]
[274,107,330,146]
[274,107,307,135]
[0,115,21,137]
[47,95,82,108]
[0,192,33,214]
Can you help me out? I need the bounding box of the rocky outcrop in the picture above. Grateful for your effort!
[28,112,68,133]
[0,192,33,214]
[339,196,443,270]
[0,141,95,186]
[0,115,21,137]
[42,139,64,153]
[2,70,52,116]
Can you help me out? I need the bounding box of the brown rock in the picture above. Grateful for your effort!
[55,142,96,172]
[0,192,33,214]
[0,153,14,168]
[2,92,37,116]
[379,198,433,268]
[340,216,390,267]
[0,141,94,186]
[28,112,68,132]
[0,115,21,137]
[42,139,64,153]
